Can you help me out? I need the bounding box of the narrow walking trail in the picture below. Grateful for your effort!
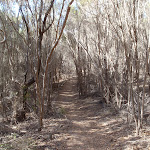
[1,78,150,150]
[51,78,133,150]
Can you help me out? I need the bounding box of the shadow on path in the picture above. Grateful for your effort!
[50,78,134,150]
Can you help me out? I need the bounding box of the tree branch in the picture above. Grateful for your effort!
[0,29,5,44]
[42,0,55,33]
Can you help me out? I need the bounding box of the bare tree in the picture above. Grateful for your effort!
[16,0,75,130]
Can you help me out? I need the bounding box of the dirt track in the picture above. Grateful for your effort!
[1,78,150,150]
[51,78,134,150]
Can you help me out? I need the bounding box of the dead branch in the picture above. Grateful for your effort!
[0,29,6,44]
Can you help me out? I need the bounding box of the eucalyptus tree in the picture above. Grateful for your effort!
[66,0,150,135]
[96,0,150,135]
[0,0,74,130]
[15,0,74,130]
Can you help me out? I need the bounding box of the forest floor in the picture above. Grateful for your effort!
[0,78,150,150]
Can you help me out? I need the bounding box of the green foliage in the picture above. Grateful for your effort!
[70,5,77,14]
[0,143,13,150]
[58,107,66,115]
[61,33,67,42]
[0,134,36,150]
[25,92,30,99]
[79,0,92,5]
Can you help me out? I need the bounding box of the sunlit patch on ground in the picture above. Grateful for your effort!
[1,79,150,150]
